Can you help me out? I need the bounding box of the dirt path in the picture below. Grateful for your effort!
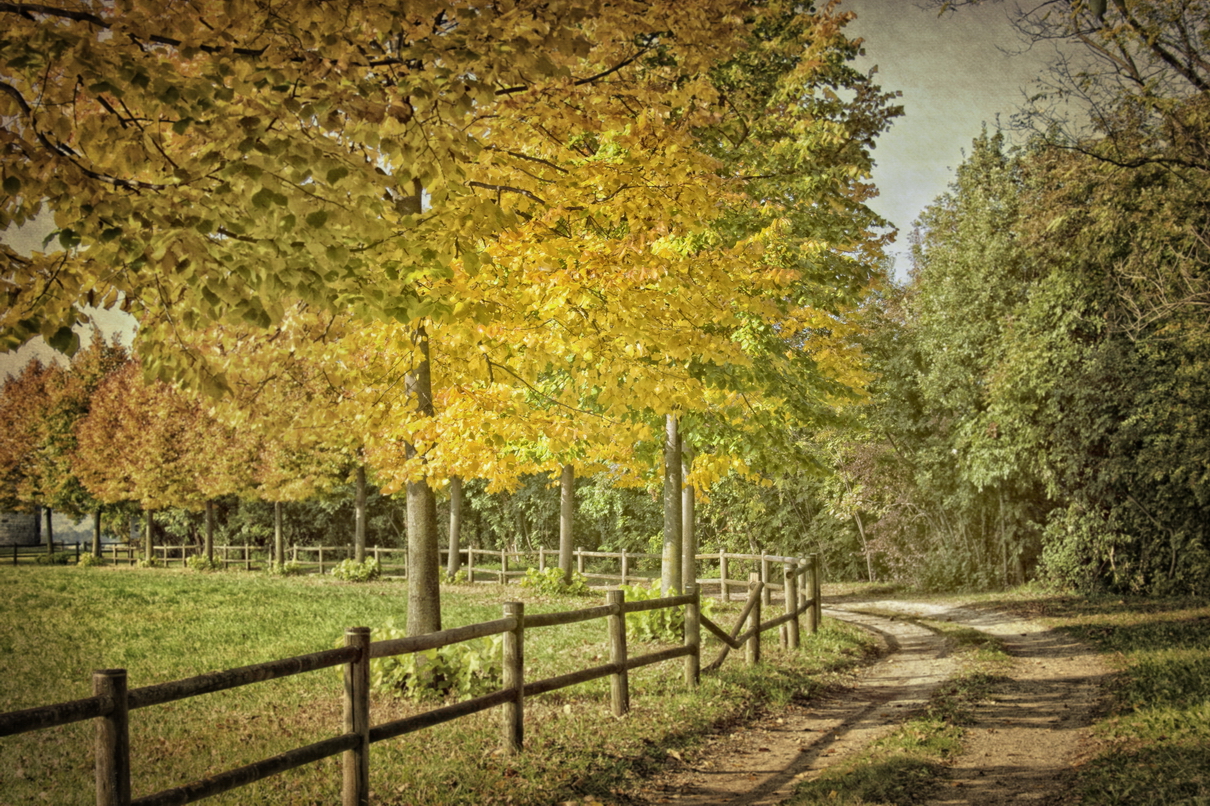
[620,599,1108,806]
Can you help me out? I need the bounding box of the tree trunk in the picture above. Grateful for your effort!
[274,501,284,568]
[92,508,103,558]
[446,476,463,579]
[853,510,874,583]
[144,511,154,563]
[405,325,442,635]
[204,500,215,562]
[45,505,54,553]
[559,464,575,584]
[661,414,682,594]
[354,463,367,563]
[681,439,696,591]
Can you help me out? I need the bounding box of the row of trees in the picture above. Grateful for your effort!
[834,0,1210,594]
[1,1,900,631]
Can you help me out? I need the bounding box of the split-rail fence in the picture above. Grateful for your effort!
[0,558,822,806]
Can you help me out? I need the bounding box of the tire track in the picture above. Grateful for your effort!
[623,607,954,805]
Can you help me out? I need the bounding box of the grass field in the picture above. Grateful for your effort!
[0,565,876,806]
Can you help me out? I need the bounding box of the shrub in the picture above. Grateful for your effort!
[135,558,159,569]
[265,560,306,577]
[519,566,591,596]
[446,569,469,585]
[34,551,75,565]
[330,557,381,582]
[619,581,716,642]
[349,622,503,701]
[76,553,104,568]
[186,555,223,572]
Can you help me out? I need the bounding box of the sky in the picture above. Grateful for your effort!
[1,0,1052,378]
[844,0,1050,281]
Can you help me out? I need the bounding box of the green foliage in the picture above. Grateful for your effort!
[329,557,380,582]
[33,551,74,565]
[185,555,223,572]
[519,567,591,596]
[265,560,306,577]
[135,558,159,569]
[620,581,684,642]
[618,582,716,643]
[446,569,469,585]
[76,553,103,568]
[364,622,503,702]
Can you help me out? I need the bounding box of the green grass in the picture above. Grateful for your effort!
[784,616,1012,806]
[0,566,877,805]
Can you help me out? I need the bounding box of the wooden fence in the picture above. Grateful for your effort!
[112,542,816,603]
[0,562,822,806]
[7,541,84,565]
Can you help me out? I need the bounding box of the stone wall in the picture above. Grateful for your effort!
[0,510,40,546]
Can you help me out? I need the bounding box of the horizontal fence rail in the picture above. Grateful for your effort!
[0,555,823,806]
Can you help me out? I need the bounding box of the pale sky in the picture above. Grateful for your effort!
[845,0,1050,281]
[2,1,1051,377]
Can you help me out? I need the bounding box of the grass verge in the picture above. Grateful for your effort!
[784,617,1012,806]
[0,566,877,805]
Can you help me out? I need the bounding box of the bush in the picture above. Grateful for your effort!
[266,560,306,577]
[519,566,591,596]
[186,555,223,572]
[619,581,716,642]
[34,551,75,565]
[330,557,381,582]
[76,553,104,568]
[135,558,159,569]
[351,622,503,701]
[446,569,470,585]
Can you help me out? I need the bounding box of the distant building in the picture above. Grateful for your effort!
[0,510,40,546]
[0,508,96,547]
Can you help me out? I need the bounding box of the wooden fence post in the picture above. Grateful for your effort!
[244,543,251,572]
[746,572,761,666]
[806,555,819,635]
[684,585,700,688]
[343,627,370,806]
[811,554,822,632]
[94,668,130,806]
[501,549,508,584]
[621,550,629,587]
[785,562,800,650]
[318,547,325,576]
[719,550,729,602]
[760,553,771,607]
[607,590,629,716]
[538,546,545,572]
[576,547,584,576]
[502,602,524,753]
[467,546,474,583]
